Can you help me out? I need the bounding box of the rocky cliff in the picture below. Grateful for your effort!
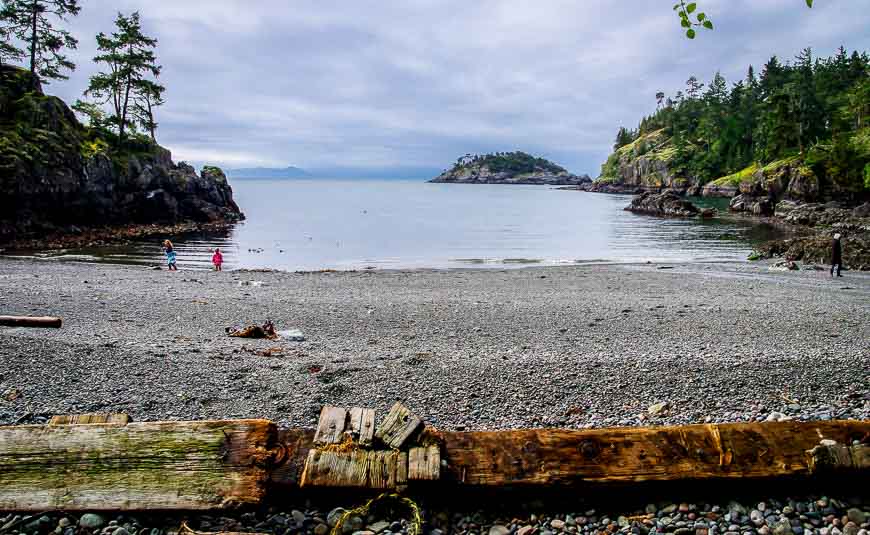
[0,65,243,242]
[431,151,591,185]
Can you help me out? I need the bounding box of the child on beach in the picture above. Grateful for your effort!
[163,240,178,271]
[212,248,223,271]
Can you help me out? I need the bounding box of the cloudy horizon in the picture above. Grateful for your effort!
[25,0,870,176]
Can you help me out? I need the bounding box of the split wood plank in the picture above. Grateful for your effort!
[313,406,347,445]
[375,402,422,449]
[272,420,870,488]
[0,316,62,329]
[397,452,408,485]
[0,419,275,511]
[408,445,440,481]
[300,449,399,488]
[438,420,870,486]
[49,414,130,425]
[348,407,376,446]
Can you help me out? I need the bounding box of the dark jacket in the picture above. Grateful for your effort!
[831,238,842,265]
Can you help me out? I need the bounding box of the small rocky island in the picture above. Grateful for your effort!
[0,65,242,247]
[430,152,591,185]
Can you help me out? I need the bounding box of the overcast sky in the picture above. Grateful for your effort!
[42,0,870,175]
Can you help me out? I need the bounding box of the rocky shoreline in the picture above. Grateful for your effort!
[0,496,867,535]
[0,220,236,252]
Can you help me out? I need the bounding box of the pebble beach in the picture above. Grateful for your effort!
[0,257,867,429]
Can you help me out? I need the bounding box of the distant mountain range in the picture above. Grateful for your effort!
[225,166,310,179]
[226,166,443,180]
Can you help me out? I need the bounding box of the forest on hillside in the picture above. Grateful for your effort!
[449,151,567,175]
[609,47,870,194]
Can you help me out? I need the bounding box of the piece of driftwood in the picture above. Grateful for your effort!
[438,421,870,486]
[348,407,376,446]
[807,442,870,472]
[49,413,130,425]
[0,420,274,511]
[274,421,870,489]
[299,449,400,488]
[0,315,62,328]
[375,402,422,449]
[408,445,440,481]
[313,406,347,445]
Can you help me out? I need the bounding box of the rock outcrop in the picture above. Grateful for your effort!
[624,191,710,218]
[0,65,243,241]
[431,152,590,185]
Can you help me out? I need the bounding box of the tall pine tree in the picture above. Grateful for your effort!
[84,11,162,144]
[0,0,80,88]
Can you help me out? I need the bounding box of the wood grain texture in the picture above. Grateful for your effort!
[408,446,440,481]
[49,414,130,425]
[0,420,275,511]
[348,407,376,446]
[375,402,422,449]
[0,316,62,328]
[313,406,347,445]
[440,421,870,486]
[299,449,399,488]
[808,443,870,472]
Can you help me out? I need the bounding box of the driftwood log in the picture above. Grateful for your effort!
[0,419,274,511]
[0,315,62,328]
[274,420,870,487]
[0,418,867,511]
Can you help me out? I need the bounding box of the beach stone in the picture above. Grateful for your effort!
[663,505,679,515]
[843,523,858,535]
[58,519,71,529]
[517,527,535,535]
[846,511,866,525]
[314,525,329,535]
[490,525,510,535]
[773,520,793,535]
[328,509,348,528]
[648,402,670,416]
[551,520,566,531]
[80,515,106,530]
[112,528,130,535]
[368,522,390,534]
[751,512,765,527]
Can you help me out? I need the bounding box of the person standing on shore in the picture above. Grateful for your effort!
[830,233,843,278]
[163,240,178,271]
[212,248,224,271]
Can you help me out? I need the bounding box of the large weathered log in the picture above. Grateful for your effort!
[438,421,870,486]
[0,420,274,511]
[274,421,870,488]
[0,315,62,328]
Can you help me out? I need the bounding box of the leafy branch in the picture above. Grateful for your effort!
[674,0,814,39]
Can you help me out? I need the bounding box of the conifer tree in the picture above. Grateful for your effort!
[0,0,80,88]
[85,11,162,144]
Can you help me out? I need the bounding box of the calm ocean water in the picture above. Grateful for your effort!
[26,179,783,271]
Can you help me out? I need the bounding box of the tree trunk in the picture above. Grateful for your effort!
[28,0,37,90]
[0,315,62,328]
[119,77,131,144]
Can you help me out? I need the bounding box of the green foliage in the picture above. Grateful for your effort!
[673,1,812,38]
[0,0,80,85]
[450,151,567,175]
[80,137,109,158]
[84,11,163,144]
[603,47,870,192]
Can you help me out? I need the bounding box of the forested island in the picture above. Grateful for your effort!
[591,47,869,209]
[431,151,591,185]
[586,46,870,269]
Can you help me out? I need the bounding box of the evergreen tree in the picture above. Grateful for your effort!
[0,0,80,88]
[85,11,162,144]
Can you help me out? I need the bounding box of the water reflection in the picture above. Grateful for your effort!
[14,181,789,271]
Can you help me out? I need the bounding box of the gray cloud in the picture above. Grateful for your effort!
[41,0,870,175]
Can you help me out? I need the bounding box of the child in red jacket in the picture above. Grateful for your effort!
[212,248,224,271]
